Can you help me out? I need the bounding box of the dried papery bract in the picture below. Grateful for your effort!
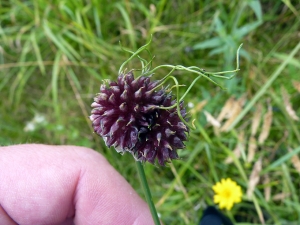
[220,95,246,132]
[281,86,299,121]
[204,110,221,128]
[247,136,257,163]
[190,100,207,115]
[225,131,245,164]
[292,80,300,92]
[273,193,291,201]
[251,103,262,136]
[288,147,300,174]
[247,157,262,199]
[217,97,235,122]
[258,104,273,144]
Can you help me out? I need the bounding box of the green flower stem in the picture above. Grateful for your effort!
[136,161,161,225]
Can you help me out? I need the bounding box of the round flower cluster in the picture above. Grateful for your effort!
[90,71,189,166]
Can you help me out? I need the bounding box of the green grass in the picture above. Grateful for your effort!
[1,0,300,224]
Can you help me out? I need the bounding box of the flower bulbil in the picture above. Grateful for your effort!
[90,71,189,166]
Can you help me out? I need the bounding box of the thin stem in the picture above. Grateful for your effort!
[119,35,153,74]
[158,76,193,130]
[136,161,161,225]
[146,43,243,86]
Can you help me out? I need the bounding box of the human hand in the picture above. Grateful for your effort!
[0,144,154,225]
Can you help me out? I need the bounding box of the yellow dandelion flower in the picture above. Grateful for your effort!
[212,178,243,210]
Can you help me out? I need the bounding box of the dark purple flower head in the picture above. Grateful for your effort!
[90,71,189,166]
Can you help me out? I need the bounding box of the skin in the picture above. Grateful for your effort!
[0,144,154,225]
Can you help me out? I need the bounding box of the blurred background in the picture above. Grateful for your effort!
[1,0,300,224]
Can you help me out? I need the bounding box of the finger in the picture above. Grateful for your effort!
[0,205,17,225]
[0,144,154,225]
